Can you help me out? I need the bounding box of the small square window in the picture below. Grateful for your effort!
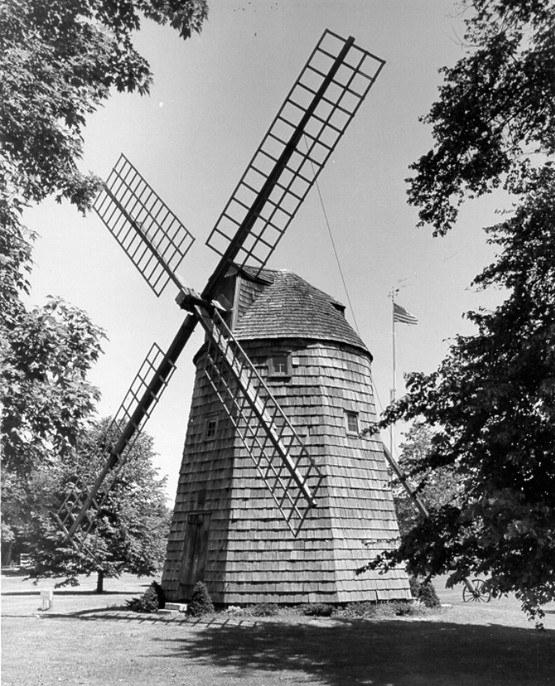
[268,353,291,377]
[204,416,218,440]
[345,411,359,435]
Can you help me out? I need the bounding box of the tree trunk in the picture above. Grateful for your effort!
[1,542,13,567]
[96,570,105,593]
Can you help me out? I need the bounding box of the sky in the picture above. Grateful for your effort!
[25,0,505,502]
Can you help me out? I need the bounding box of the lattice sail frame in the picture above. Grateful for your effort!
[94,155,195,296]
[206,29,385,272]
[55,344,177,549]
[195,306,324,535]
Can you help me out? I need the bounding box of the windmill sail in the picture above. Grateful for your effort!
[55,343,176,543]
[205,30,385,273]
[194,305,324,535]
[62,29,384,549]
[94,154,195,296]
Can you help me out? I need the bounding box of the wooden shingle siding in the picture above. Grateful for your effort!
[162,269,410,604]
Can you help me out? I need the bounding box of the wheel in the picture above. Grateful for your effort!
[462,578,491,602]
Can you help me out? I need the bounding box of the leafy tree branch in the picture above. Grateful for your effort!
[372,1,555,624]
[407,0,554,234]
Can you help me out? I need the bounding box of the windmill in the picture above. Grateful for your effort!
[54,30,410,603]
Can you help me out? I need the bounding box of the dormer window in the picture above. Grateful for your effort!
[331,301,346,317]
[268,353,292,378]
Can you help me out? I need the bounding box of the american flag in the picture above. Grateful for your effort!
[393,302,418,325]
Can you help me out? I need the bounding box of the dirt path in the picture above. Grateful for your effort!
[2,573,554,685]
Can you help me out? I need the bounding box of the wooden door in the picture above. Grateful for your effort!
[178,512,211,599]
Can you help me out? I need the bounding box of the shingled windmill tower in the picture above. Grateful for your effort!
[162,267,409,603]
[54,30,409,605]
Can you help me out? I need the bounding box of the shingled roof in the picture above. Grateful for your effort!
[232,268,371,358]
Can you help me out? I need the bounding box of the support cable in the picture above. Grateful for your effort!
[306,142,391,449]
[306,142,361,336]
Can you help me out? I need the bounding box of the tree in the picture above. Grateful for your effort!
[1,297,105,564]
[369,1,555,623]
[407,0,555,236]
[1,0,208,209]
[393,422,459,538]
[1,0,206,563]
[0,0,208,315]
[30,421,171,593]
[1,297,170,587]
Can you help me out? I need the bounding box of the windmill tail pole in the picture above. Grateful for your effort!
[382,443,428,518]
[382,443,478,597]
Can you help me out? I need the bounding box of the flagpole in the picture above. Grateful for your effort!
[389,295,417,459]
[390,288,397,457]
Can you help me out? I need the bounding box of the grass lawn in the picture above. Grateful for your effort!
[2,572,554,685]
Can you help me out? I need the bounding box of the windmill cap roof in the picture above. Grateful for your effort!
[233,267,371,358]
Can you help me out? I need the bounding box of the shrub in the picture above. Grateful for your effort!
[391,601,414,616]
[340,601,378,619]
[126,581,165,613]
[188,581,214,617]
[409,576,441,608]
[225,605,245,616]
[251,602,279,617]
[152,580,166,608]
[302,603,334,617]
[338,600,433,619]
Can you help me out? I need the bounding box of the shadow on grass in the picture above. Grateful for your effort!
[151,618,555,686]
[11,606,555,684]
[38,608,257,628]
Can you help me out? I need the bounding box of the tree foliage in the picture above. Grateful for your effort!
[393,422,459,538]
[0,0,208,317]
[30,421,171,591]
[408,0,555,234]
[1,0,208,210]
[1,0,206,566]
[1,297,105,560]
[1,297,170,586]
[370,1,555,623]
